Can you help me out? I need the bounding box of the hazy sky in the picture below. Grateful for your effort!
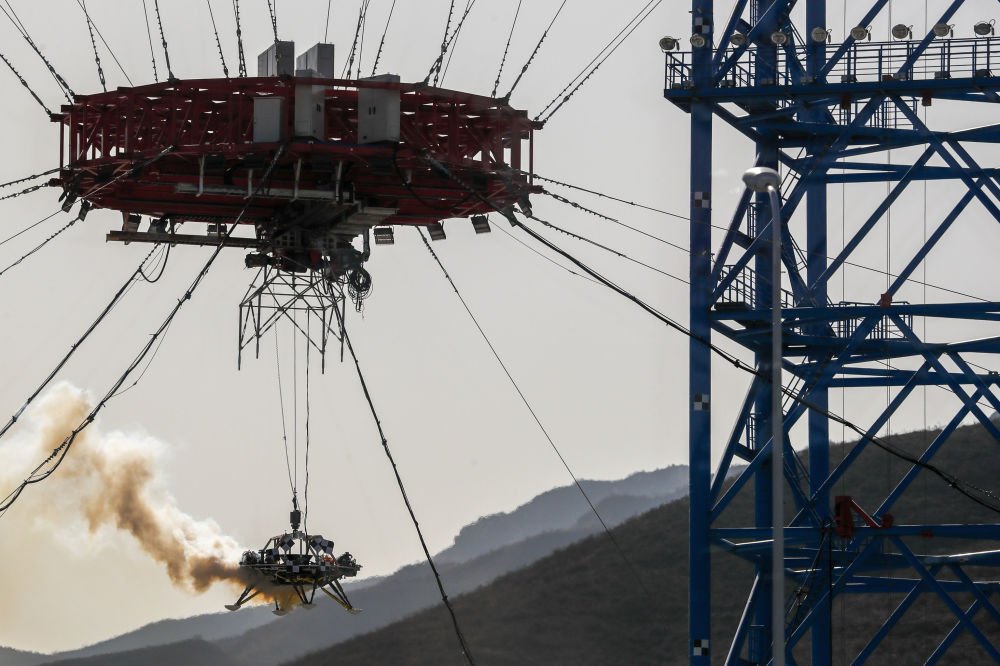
[0,0,998,654]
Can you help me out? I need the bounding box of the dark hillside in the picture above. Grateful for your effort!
[291,423,1000,665]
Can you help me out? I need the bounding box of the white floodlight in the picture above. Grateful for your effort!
[771,31,789,46]
[891,24,913,40]
[659,36,680,51]
[850,26,871,41]
[690,33,708,48]
[932,23,954,38]
[811,27,831,43]
[974,20,995,36]
[742,167,781,193]
[730,31,748,47]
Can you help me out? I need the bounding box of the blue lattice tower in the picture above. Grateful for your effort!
[665,1,1000,663]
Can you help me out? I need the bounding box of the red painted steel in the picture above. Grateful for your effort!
[51,76,540,226]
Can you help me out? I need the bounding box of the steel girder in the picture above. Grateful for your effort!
[672,1,1000,663]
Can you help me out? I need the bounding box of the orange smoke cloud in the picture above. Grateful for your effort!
[0,383,284,605]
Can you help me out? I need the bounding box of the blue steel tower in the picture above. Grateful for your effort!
[665,1,1000,663]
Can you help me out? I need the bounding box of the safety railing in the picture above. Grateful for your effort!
[665,36,1000,90]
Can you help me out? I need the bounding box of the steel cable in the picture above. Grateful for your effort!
[502,0,566,101]
[0,144,285,517]
[332,303,477,665]
[416,226,656,601]
[491,0,521,98]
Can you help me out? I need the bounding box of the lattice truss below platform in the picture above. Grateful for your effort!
[238,265,346,369]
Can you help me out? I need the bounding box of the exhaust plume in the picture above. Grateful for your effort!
[0,383,281,601]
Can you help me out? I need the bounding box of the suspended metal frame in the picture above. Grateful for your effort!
[667,1,1000,663]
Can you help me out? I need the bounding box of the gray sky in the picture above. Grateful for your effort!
[0,0,998,654]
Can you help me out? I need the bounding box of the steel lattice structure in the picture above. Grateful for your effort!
[666,1,1000,663]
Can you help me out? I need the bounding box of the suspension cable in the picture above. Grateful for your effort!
[540,189,690,255]
[266,0,278,43]
[140,0,159,82]
[537,0,662,123]
[416,227,654,599]
[424,152,1000,516]
[526,211,688,285]
[491,0,521,98]
[232,0,247,77]
[205,0,229,78]
[0,211,59,249]
[152,0,175,80]
[0,181,48,203]
[430,0,478,86]
[323,0,332,43]
[370,0,397,76]
[73,0,133,86]
[0,1,74,102]
[79,0,106,92]
[0,212,82,281]
[440,0,477,85]
[0,144,285,518]
[502,0,566,101]
[0,49,51,115]
[332,305,477,665]
[424,0,456,85]
[342,0,371,78]
[0,245,163,444]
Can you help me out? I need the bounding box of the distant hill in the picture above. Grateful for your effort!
[12,466,687,665]
[436,467,688,564]
[289,423,1000,665]
[39,639,240,666]
[0,647,46,666]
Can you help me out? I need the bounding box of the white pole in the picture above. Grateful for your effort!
[768,184,785,666]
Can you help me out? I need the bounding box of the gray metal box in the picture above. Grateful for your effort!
[253,97,284,143]
[257,41,295,77]
[296,43,335,78]
[294,84,325,139]
[358,74,401,144]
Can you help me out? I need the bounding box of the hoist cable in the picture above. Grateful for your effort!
[502,0,566,101]
[0,145,285,518]
[152,0,175,80]
[274,329,295,495]
[416,227,655,600]
[73,0,133,86]
[537,0,662,123]
[0,1,74,102]
[424,152,1000,517]
[0,245,163,445]
[332,305,477,665]
[304,318,312,538]
[79,0,106,92]
[354,1,370,80]
[232,0,247,77]
[0,49,51,115]
[370,0,397,76]
[424,0,456,85]
[491,0,521,98]
[140,0,159,82]
[205,0,229,78]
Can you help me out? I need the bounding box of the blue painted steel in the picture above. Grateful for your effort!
[670,1,1000,663]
